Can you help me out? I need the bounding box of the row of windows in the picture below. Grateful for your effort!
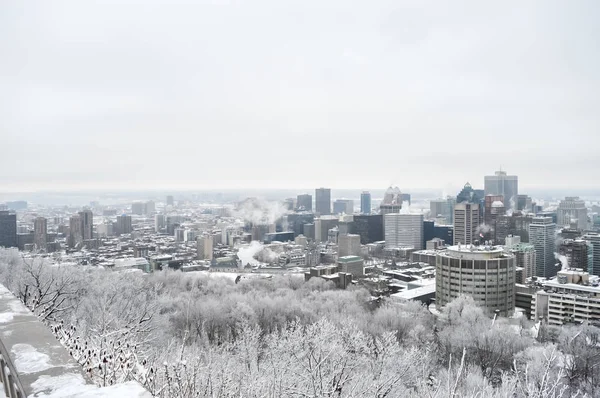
[439,258,513,269]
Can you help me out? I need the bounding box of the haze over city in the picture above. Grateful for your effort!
[2,0,599,192]
[1,1,600,397]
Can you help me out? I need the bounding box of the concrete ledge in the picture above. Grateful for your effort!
[0,284,151,397]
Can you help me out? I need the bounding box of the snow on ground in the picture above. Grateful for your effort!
[31,373,151,397]
[11,343,54,374]
[0,313,15,323]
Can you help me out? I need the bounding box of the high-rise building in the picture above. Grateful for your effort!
[453,203,480,245]
[314,215,338,243]
[116,215,133,235]
[436,245,516,316]
[583,232,600,276]
[517,195,532,212]
[360,192,371,214]
[351,214,383,244]
[197,235,214,260]
[456,182,483,206]
[287,212,315,237]
[132,202,145,215]
[315,188,331,216]
[529,217,557,278]
[0,211,17,248]
[79,210,94,240]
[166,195,174,206]
[429,197,455,224]
[380,186,402,236]
[484,195,504,223]
[559,239,590,272]
[401,193,411,205]
[423,220,435,248]
[338,234,361,257]
[557,197,588,231]
[33,217,47,251]
[484,195,505,243]
[484,170,518,209]
[144,200,156,215]
[384,213,424,250]
[68,215,83,248]
[434,225,454,245]
[495,212,533,245]
[507,240,536,284]
[333,199,353,215]
[155,214,166,233]
[430,199,447,219]
[296,194,312,212]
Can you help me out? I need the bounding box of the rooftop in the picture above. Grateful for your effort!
[337,255,363,263]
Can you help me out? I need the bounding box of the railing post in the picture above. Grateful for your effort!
[0,357,9,397]
[7,373,18,398]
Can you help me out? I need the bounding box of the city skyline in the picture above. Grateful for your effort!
[2,1,599,191]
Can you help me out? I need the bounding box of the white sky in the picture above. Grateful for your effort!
[1,0,598,192]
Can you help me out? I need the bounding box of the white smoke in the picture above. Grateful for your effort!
[233,197,290,225]
[399,200,412,214]
[476,224,492,235]
[237,241,281,266]
[505,197,515,217]
[237,241,264,266]
[554,252,569,271]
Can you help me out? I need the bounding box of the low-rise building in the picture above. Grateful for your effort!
[532,269,600,325]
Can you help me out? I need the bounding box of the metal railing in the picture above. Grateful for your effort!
[0,348,24,398]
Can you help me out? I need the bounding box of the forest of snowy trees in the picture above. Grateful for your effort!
[1,248,600,397]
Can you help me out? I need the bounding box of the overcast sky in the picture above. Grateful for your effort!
[1,0,598,193]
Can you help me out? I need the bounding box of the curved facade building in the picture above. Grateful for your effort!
[436,245,516,316]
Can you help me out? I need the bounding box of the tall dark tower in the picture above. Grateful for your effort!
[315,188,331,216]
[360,191,371,214]
[0,211,17,248]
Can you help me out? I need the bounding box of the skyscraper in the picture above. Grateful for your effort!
[380,186,402,235]
[557,197,588,231]
[529,217,557,278]
[197,235,214,260]
[360,191,371,214]
[144,200,156,215]
[384,213,424,250]
[351,214,383,244]
[79,210,94,240]
[315,188,331,216]
[116,215,133,235]
[453,203,480,245]
[296,194,312,212]
[507,240,536,284]
[34,217,47,251]
[155,214,166,233]
[333,199,353,215]
[68,215,83,248]
[559,239,590,272]
[314,215,338,243]
[484,170,518,209]
[484,195,505,243]
[583,232,600,276]
[166,195,174,206]
[0,211,17,248]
